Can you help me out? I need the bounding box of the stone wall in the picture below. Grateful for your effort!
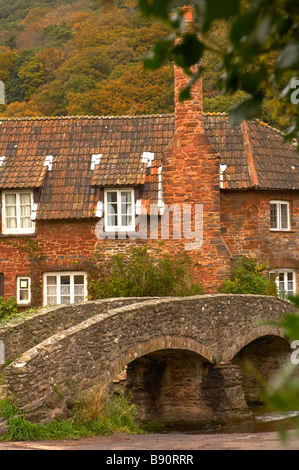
[3,295,295,424]
[0,297,154,363]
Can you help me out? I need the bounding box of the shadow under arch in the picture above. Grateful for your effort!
[112,337,217,426]
[225,325,288,363]
[228,327,292,407]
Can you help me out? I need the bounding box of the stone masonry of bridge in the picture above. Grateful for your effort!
[1,294,295,426]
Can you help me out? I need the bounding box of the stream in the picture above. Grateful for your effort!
[152,407,299,435]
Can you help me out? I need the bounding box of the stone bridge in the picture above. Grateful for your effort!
[1,294,296,426]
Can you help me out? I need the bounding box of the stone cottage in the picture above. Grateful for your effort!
[0,16,298,309]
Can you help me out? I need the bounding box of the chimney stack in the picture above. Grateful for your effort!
[174,6,204,139]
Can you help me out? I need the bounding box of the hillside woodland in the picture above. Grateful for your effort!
[0,0,281,126]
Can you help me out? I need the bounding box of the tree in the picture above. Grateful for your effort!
[131,0,299,148]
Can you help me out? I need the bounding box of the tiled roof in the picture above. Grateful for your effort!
[0,115,172,219]
[0,113,297,219]
[204,113,299,190]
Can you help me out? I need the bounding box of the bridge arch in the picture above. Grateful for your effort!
[110,335,215,381]
[226,325,287,362]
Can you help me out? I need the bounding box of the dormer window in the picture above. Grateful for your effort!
[2,191,35,235]
[104,188,135,231]
[270,201,290,231]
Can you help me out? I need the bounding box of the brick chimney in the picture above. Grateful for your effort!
[174,6,204,140]
[162,5,232,292]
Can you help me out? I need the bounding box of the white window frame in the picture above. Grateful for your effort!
[270,200,290,231]
[17,276,31,305]
[43,272,88,307]
[104,188,135,232]
[2,191,35,235]
[271,269,296,300]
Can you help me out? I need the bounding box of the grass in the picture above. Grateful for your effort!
[0,387,144,441]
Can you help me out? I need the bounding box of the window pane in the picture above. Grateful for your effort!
[47,297,57,305]
[6,205,16,217]
[270,203,277,229]
[74,275,84,285]
[107,213,117,226]
[107,192,117,203]
[120,192,133,227]
[20,193,31,205]
[20,193,33,229]
[20,279,28,289]
[61,276,70,285]
[46,282,57,305]
[121,191,131,203]
[5,194,17,228]
[5,194,16,205]
[74,285,84,295]
[280,204,289,229]
[107,190,118,227]
[20,290,29,301]
[61,286,70,296]
[74,275,85,302]
[47,276,57,286]
[6,216,17,229]
[121,213,132,227]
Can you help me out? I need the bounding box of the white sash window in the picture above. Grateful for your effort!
[271,270,296,300]
[17,277,31,305]
[2,191,35,234]
[104,188,135,231]
[43,272,87,306]
[270,201,290,231]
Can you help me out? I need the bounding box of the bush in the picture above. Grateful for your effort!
[0,388,143,441]
[218,256,278,296]
[0,296,18,320]
[88,246,203,299]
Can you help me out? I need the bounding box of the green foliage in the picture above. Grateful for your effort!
[74,387,142,436]
[88,246,203,299]
[218,256,278,296]
[0,389,142,441]
[0,296,18,320]
[139,0,299,148]
[41,21,73,47]
[263,295,299,440]
[0,0,286,125]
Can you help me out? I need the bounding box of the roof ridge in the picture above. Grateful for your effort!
[0,113,176,122]
[241,120,259,188]
[0,111,229,122]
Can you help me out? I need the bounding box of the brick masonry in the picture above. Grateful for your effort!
[221,189,299,292]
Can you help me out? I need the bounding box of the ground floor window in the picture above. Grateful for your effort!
[17,276,31,305]
[43,272,87,306]
[271,270,296,300]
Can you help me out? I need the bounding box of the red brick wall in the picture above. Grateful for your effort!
[220,189,299,291]
[0,219,98,306]
[162,63,231,292]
